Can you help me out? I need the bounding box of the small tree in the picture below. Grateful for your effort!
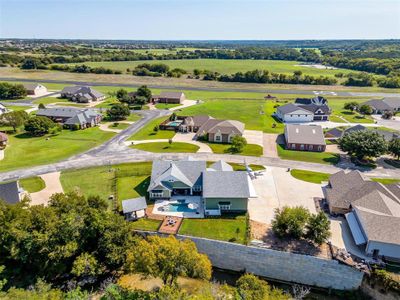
[236,274,270,300]
[271,206,310,239]
[116,88,128,100]
[153,125,159,132]
[71,253,101,278]
[229,135,247,153]
[388,139,400,160]
[359,104,373,115]
[136,85,152,102]
[126,235,212,286]
[106,103,130,121]
[382,111,394,119]
[0,110,29,132]
[24,116,56,136]
[338,130,388,160]
[343,101,359,112]
[168,138,172,145]
[305,211,331,245]
[38,103,46,109]
[133,96,147,109]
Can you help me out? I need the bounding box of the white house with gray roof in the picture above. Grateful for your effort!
[362,97,400,114]
[147,159,256,215]
[22,83,47,96]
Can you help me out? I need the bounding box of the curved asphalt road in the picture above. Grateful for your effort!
[1,77,399,98]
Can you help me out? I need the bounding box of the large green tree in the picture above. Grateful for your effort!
[388,139,400,160]
[338,130,388,160]
[136,85,152,102]
[106,103,130,120]
[0,82,27,99]
[305,212,331,245]
[271,206,310,239]
[229,135,247,153]
[0,110,29,132]
[24,116,56,136]
[126,235,212,286]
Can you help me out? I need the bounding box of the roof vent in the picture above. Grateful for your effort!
[312,129,316,134]
[295,128,299,133]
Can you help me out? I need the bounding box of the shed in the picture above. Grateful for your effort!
[122,197,147,220]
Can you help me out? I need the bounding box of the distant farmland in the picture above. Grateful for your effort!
[61,59,357,78]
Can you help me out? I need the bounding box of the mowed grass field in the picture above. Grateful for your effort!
[0,128,115,172]
[63,59,356,78]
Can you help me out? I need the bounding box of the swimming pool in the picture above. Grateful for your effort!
[164,202,197,213]
[166,120,183,127]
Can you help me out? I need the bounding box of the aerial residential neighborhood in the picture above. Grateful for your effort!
[0,0,399,299]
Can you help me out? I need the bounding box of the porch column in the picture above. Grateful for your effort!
[190,187,193,195]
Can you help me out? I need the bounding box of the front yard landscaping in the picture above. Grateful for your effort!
[290,169,330,184]
[128,116,175,140]
[0,128,115,172]
[277,144,340,165]
[33,97,69,105]
[131,142,199,153]
[179,214,248,244]
[206,142,263,156]
[155,103,181,110]
[108,122,130,130]
[19,176,46,193]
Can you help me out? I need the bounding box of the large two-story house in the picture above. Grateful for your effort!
[276,96,331,122]
[147,159,256,215]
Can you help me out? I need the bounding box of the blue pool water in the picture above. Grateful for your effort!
[167,121,182,127]
[165,202,196,212]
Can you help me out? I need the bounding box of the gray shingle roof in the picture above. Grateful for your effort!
[298,104,331,114]
[209,160,233,171]
[203,171,251,198]
[208,120,245,135]
[122,197,147,214]
[325,128,343,139]
[36,108,100,125]
[295,96,327,106]
[277,103,313,115]
[22,83,43,91]
[0,132,8,142]
[61,86,104,100]
[382,97,400,109]
[0,181,20,204]
[285,124,325,145]
[159,91,185,99]
[362,99,393,111]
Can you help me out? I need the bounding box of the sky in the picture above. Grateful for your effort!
[0,0,399,40]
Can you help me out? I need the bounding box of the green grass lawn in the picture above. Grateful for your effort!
[19,176,46,193]
[206,142,263,156]
[290,169,330,184]
[0,128,115,172]
[117,175,150,201]
[61,165,115,199]
[128,116,175,140]
[179,215,248,244]
[33,97,69,105]
[130,218,161,231]
[126,113,141,122]
[371,178,400,184]
[108,122,130,130]
[277,144,340,165]
[3,105,32,112]
[64,59,356,78]
[154,103,181,110]
[131,142,199,153]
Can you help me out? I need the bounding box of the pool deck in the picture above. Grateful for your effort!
[152,196,204,218]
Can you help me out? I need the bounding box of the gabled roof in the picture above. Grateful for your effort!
[277,103,313,115]
[362,99,393,111]
[325,128,343,138]
[60,86,104,99]
[183,115,213,127]
[382,97,400,109]
[207,120,245,135]
[295,96,327,106]
[298,104,331,114]
[203,171,253,198]
[148,160,206,191]
[209,160,233,172]
[159,91,184,99]
[344,125,366,134]
[0,181,20,204]
[22,83,44,90]
[122,197,147,214]
[285,124,325,145]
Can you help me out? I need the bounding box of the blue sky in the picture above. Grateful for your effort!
[0,0,399,40]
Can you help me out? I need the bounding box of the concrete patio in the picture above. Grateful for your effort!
[152,196,204,218]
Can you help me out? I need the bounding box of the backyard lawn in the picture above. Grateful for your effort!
[32,97,69,105]
[3,105,32,112]
[206,142,263,156]
[116,175,150,201]
[130,218,161,231]
[131,142,199,153]
[155,103,181,110]
[179,215,248,244]
[0,128,115,172]
[277,144,340,165]
[19,176,46,193]
[290,169,330,184]
[128,116,175,140]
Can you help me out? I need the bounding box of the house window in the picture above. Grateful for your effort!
[300,144,305,150]
[193,185,202,192]
[317,146,322,151]
[298,115,301,117]
[291,144,296,149]
[215,135,221,142]
[309,145,313,151]
[151,190,163,198]
[218,202,231,211]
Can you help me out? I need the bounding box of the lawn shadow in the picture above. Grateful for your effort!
[14,132,34,139]
[323,154,340,165]
[340,111,355,116]
[134,176,150,199]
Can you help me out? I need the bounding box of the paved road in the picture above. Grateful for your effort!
[1,77,399,98]
[0,91,60,106]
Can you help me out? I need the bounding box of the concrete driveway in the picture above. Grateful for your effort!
[30,172,64,206]
[249,166,323,225]
[372,115,400,131]
[243,130,264,147]
[262,134,279,158]
[172,132,212,153]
